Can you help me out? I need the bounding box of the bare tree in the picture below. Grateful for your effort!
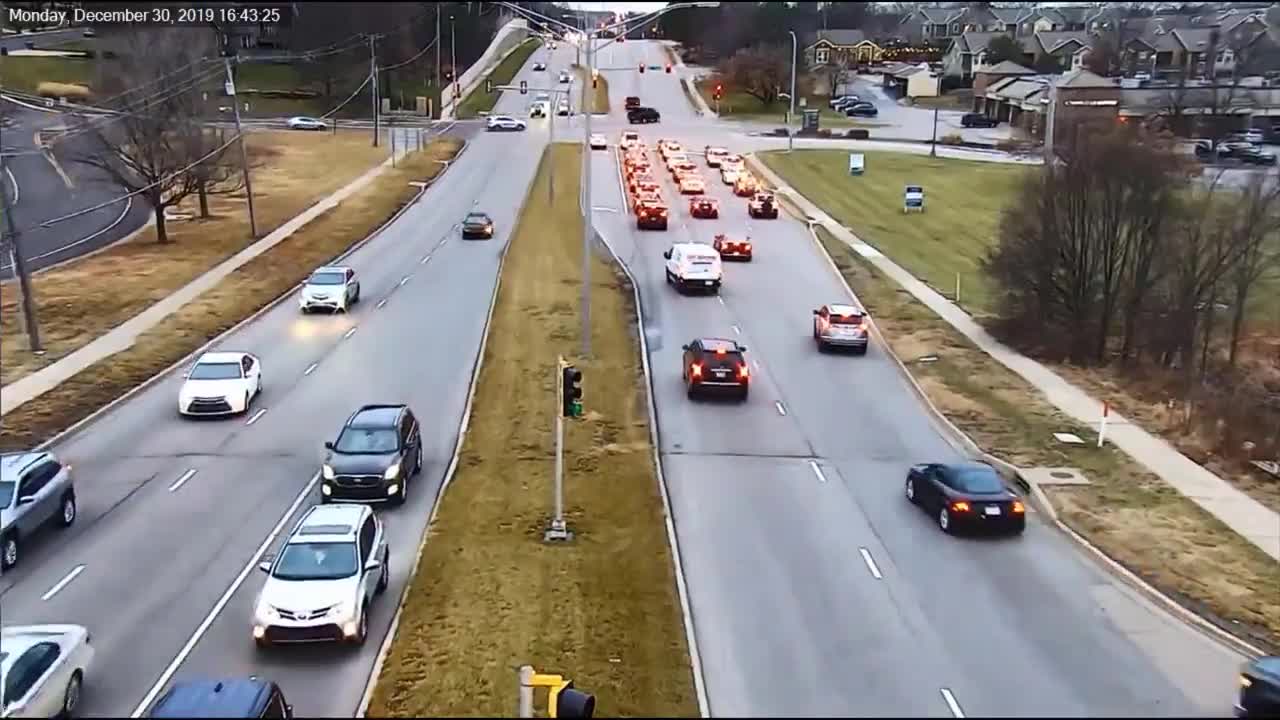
[72,28,234,243]
[1223,170,1280,364]
[721,44,790,108]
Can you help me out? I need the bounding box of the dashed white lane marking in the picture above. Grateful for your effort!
[245,408,267,426]
[731,324,740,334]
[168,468,197,492]
[344,327,357,339]
[941,688,965,718]
[775,401,787,416]
[376,298,388,309]
[130,472,322,718]
[399,276,409,286]
[717,296,724,305]
[808,460,826,483]
[303,363,317,376]
[859,547,883,579]
[42,565,85,601]
[420,254,431,264]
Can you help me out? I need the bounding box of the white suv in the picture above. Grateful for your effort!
[252,504,389,647]
[663,243,723,294]
[300,265,361,313]
[486,115,527,131]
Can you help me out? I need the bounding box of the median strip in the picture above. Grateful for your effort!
[0,136,463,451]
[363,144,699,717]
[572,64,610,114]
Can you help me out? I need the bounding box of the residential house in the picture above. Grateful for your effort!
[943,31,1025,78]
[1034,31,1093,72]
[1016,5,1103,36]
[972,59,1037,100]
[881,62,941,99]
[898,6,968,46]
[803,29,884,70]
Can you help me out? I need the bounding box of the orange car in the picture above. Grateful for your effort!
[689,196,719,219]
[625,161,652,180]
[713,233,752,261]
[636,200,669,230]
[632,179,661,197]
[733,174,759,197]
[670,159,699,177]
[678,175,706,194]
[628,172,657,193]
[633,191,664,214]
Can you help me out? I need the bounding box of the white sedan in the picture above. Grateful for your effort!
[486,115,527,132]
[588,134,607,150]
[178,351,263,417]
[286,116,327,131]
[1,624,94,718]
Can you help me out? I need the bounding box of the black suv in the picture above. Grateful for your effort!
[322,405,423,505]
[1237,656,1280,717]
[681,337,749,401]
[148,678,292,718]
[961,113,998,128]
[628,107,661,124]
[625,95,641,110]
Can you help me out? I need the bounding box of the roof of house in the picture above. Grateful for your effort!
[806,29,870,48]
[1035,30,1093,55]
[1054,68,1117,89]
[918,7,965,25]
[980,60,1037,76]
[992,78,1051,102]
[1172,27,1222,53]
[893,63,932,78]
[990,8,1030,26]
[955,31,1015,55]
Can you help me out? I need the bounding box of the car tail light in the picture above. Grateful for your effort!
[1011,500,1025,514]
[738,363,749,379]
[950,501,971,513]
[690,363,702,378]
[743,243,752,250]
[715,347,725,355]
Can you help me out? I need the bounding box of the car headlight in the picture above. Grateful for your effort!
[384,463,401,480]
[255,600,278,621]
[328,600,355,620]
[322,464,335,480]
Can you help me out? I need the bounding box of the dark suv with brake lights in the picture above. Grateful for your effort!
[628,107,661,124]
[322,405,423,505]
[148,678,293,718]
[682,338,749,401]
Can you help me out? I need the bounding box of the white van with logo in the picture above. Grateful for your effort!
[663,243,723,294]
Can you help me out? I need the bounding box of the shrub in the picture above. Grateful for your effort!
[939,132,965,146]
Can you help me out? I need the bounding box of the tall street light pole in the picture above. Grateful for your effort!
[0,153,41,353]
[450,16,458,112]
[579,33,594,358]
[435,4,442,115]
[787,30,797,153]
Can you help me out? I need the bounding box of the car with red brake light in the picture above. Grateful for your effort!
[628,173,657,193]
[681,337,749,401]
[678,175,706,194]
[734,174,759,197]
[713,233,752,260]
[705,146,728,167]
[689,196,719,219]
[636,200,669,230]
[748,191,778,219]
[632,179,661,197]
[904,461,1026,535]
[813,303,869,353]
[658,139,683,160]
[670,159,698,177]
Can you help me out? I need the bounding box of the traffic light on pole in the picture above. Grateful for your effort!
[549,679,595,718]
[639,63,645,73]
[561,365,582,417]
[520,80,528,94]
[665,63,672,73]
[714,83,723,100]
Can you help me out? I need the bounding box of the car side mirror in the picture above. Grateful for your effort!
[738,345,747,352]
[182,371,190,379]
[258,561,272,574]
[324,441,335,451]
[17,495,35,506]
[662,250,672,259]
[681,344,690,351]
[365,559,382,571]
[812,309,820,315]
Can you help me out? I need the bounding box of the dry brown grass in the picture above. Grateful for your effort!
[365,144,699,718]
[572,65,610,114]
[816,226,1280,654]
[1,129,390,386]
[35,81,90,99]
[0,137,463,451]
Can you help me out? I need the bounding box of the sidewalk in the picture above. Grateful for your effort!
[1,128,422,417]
[750,157,1280,563]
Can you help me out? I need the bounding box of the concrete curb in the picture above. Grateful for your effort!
[746,152,1269,662]
[27,131,466,452]
[588,145,712,718]
[354,134,513,719]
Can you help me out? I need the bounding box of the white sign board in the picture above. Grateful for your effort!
[225,81,236,97]
[848,153,865,175]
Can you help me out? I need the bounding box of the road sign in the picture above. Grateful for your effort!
[486,78,493,93]
[848,153,864,175]
[520,80,528,95]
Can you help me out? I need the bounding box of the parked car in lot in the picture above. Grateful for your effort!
[960,113,998,128]
[845,102,878,117]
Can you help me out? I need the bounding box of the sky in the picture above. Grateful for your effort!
[561,2,668,13]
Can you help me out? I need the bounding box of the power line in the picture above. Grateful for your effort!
[377,35,439,72]
[319,72,374,119]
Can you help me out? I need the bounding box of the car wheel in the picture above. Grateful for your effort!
[244,391,252,413]
[376,552,389,595]
[59,491,77,527]
[856,346,868,356]
[255,635,271,649]
[905,477,917,504]
[354,609,369,645]
[1,533,17,570]
[63,670,83,717]
[938,506,953,534]
[686,384,697,399]
[301,306,310,315]
[739,387,749,402]
[415,445,424,476]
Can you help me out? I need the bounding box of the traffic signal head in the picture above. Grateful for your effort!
[561,366,583,417]
[714,83,722,99]
[520,80,528,95]
[549,680,595,718]
[639,63,645,73]
[486,78,493,93]
[665,63,672,73]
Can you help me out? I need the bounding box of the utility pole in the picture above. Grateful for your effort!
[930,106,939,157]
[580,36,594,358]
[225,57,259,239]
[370,34,380,147]
[0,154,42,353]
[435,4,442,104]
[450,16,458,112]
[787,30,797,153]
[1044,79,1058,163]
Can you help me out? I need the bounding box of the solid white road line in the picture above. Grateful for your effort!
[808,460,827,484]
[775,401,787,416]
[168,469,197,492]
[130,472,321,718]
[303,363,317,376]
[859,547,883,579]
[41,564,85,601]
[376,298,388,309]
[4,165,17,205]
[731,324,740,334]
[399,276,409,286]
[245,408,267,426]
[940,688,965,718]
[344,327,357,339]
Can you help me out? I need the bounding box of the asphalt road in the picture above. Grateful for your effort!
[0,41,579,718]
[1,99,151,276]
[0,28,84,52]
[587,39,1246,718]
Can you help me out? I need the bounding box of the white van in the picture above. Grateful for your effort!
[663,243,723,294]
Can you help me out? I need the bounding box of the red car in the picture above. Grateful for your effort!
[689,196,719,219]
[637,201,669,230]
[713,233,752,261]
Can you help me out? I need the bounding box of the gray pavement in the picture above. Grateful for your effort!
[0,41,578,718]
[588,39,1246,718]
[0,28,83,52]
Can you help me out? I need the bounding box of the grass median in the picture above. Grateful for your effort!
[365,143,699,718]
[573,65,610,114]
[695,78,875,128]
[813,225,1280,653]
[1,130,392,386]
[456,38,542,119]
[0,136,463,451]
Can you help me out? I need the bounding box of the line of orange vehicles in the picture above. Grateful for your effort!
[617,132,781,232]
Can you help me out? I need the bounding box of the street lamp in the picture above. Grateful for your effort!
[450,15,457,110]
[491,0,720,358]
[787,29,797,153]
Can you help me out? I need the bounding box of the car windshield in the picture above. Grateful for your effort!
[308,271,345,285]
[465,213,489,224]
[829,312,863,325]
[334,426,399,453]
[952,467,1005,493]
[273,541,359,581]
[188,362,242,380]
[0,480,15,506]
